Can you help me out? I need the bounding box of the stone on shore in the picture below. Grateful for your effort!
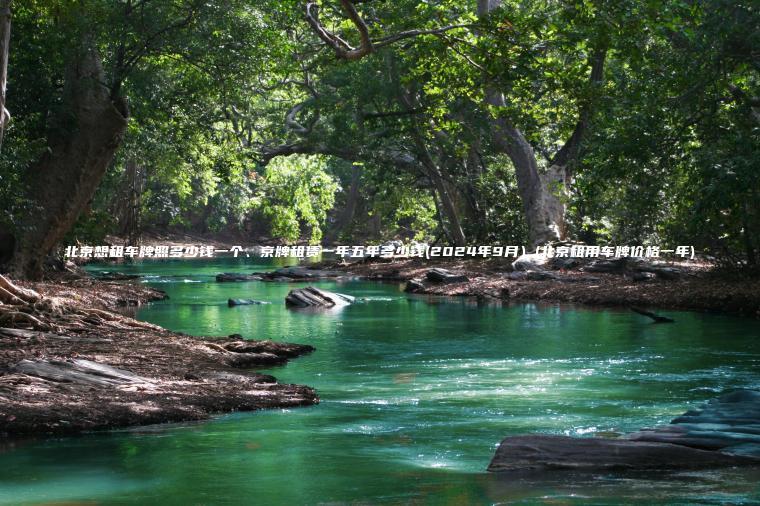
[285,286,355,308]
[512,254,549,272]
[425,268,469,284]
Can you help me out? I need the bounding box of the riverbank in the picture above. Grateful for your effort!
[321,257,760,318]
[0,275,317,437]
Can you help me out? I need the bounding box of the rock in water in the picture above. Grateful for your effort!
[628,390,760,456]
[404,279,425,293]
[488,390,760,473]
[216,273,263,282]
[285,287,355,308]
[425,268,469,284]
[253,267,343,281]
[228,298,270,307]
[487,435,758,472]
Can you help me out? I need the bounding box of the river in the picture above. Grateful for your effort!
[1,259,759,505]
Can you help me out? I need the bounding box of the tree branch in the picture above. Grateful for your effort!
[550,46,607,171]
[305,1,469,61]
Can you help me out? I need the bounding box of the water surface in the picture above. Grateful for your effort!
[1,259,759,505]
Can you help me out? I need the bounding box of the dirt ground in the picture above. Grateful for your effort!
[0,277,317,437]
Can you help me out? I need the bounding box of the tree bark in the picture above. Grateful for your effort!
[7,47,128,279]
[324,165,362,244]
[478,0,565,247]
[0,0,11,151]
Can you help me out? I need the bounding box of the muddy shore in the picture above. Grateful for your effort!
[0,277,317,437]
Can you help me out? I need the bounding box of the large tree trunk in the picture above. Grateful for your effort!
[7,47,128,279]
[478,0,565,247]
[0,0,11,151]
[324,165,362,244]
[488,109,567,246]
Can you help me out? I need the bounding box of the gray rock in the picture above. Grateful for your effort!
[425,268,469,284]
[254,267,343,281]
[216,273,263,282]
[512,254,549,272]
[404,279,425,293]
[487,435,758,472]
[285,286,355,308]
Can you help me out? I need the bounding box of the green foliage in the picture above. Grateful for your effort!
[2,0,757,268]
[253,156,339,243]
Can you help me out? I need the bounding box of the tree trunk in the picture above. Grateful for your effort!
[324,165,361,244]
[478,0,565,247]
[0,0,11,151]
[7,47,128,279]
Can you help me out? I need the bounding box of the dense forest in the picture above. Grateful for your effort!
[0,0,757,279]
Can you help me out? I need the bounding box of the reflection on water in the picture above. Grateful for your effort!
[0,259,758,505]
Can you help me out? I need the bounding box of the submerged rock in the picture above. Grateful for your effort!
[216,273,263,282]
[425,268,469,284]
[488,389,760,473]
[487,435,758,472]
[285,286,355,308]
[227,298,270,307]
[256,267,343,281]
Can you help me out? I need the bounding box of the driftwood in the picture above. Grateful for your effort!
[13,358,152,387]
[631,307,675,323]
[0,274,160,333]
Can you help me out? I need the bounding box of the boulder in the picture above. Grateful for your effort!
[216,273,263,282]
[512,254,549,272]
[488,389,760,473]
[487,435,758,472]
[404,279,425,293]
[628,390,760,456]
[227,298,270,307]
[425,268,469,284]
[285,286,355,308]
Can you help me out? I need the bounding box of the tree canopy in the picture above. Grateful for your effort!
[0,0,757,278]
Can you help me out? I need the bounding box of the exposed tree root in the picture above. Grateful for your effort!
[0,274,156,334]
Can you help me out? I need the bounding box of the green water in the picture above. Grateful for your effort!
[1,259,759,505]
